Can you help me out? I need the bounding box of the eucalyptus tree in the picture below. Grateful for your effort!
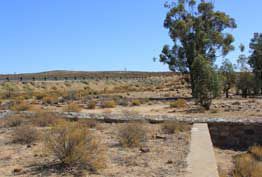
[219,59,236,98]
[248,33,262,94]
[159,0,237,97]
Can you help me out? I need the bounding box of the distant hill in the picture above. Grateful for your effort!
[0,70,176,81]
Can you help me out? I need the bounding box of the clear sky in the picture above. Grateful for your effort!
[0,0,261,74]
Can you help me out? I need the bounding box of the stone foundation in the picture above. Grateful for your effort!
[208,123,262,150]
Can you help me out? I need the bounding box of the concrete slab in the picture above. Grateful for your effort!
[186,123,219,177]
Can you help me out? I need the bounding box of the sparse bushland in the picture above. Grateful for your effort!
[233,145,262,177]
[12,125,38,144]
[170,99,187,108]
[118,123,147,148]
[45,120,106,171]
[63,102,82,112]
[162,121,191,134]
[101,100,116,108]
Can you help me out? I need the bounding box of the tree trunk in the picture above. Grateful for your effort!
[226,90,229,98]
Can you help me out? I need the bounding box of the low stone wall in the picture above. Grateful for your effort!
[208,122,262,150]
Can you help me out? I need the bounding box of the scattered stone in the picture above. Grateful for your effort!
[156,135,167,140]
[13,168,22,174]
[140,147,150,153]
[167,160,174,164]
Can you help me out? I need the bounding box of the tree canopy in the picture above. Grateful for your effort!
[159,0,236,96]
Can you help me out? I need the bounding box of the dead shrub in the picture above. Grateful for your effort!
[101,100,116,108]
[12,125,38,144]
[33,112,59,127]
[79,119,97,128]
[162,121,190,134]
[118,123,147,148]
[63,102,82,112]
[45,120,106,171]
[5,114,24,127]
[87,100,96,109]
[170,99,187,108]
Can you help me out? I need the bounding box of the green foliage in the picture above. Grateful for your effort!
[236,72,255,98]
[219,59,236,98]
[248,33,262,94]
[159,0,236,96]
[192,55,220,110]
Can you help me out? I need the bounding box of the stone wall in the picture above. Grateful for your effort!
[208,123,262,150]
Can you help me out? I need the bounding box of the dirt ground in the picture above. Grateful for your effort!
[0,122,190,177]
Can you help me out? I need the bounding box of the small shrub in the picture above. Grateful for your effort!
[5,115,24,127]
[162,121,190,134]
[42,95,59,105]
[118,123,147,148]
[79,119,97,128]
[33,112,59,127]
[118,99,129,107]
[131,99,141,106]
[10,101,30,111]
[87,100,96,109]
[45,120,106,171]
[63,102,82,112]
[12,125,38,144]
[170,99,187,108]
[101,100,116,108]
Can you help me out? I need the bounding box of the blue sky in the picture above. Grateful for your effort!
[0,0,261,74]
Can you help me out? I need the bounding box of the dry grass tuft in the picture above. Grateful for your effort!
[233,145,262,177]
[131,99,141,106]
[63,102,82,112]
[249,145,262,161]
[45,120,106,171]
[33,112,60,127]
[118,123,147,148]
[101,100,116,108]
[170,99,187,108]
[162,121,191,134]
